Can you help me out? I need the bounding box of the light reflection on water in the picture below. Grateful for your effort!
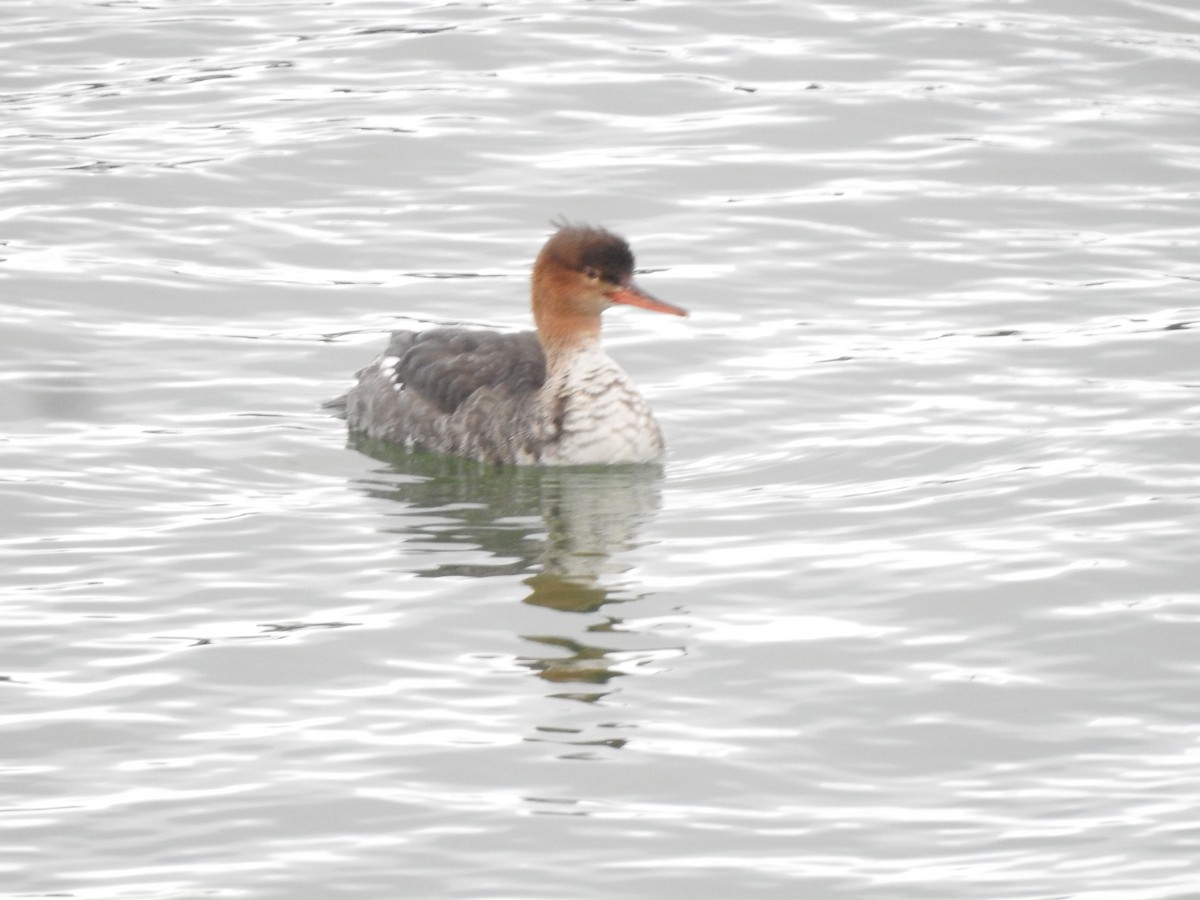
[346,441,680,689]
[3,0,1200,897]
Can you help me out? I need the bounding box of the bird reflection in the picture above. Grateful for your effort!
[348,434,666,688]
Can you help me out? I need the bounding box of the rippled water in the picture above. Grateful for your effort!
[3,1,1199,898]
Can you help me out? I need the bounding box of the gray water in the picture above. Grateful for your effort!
[3,1,1199,898]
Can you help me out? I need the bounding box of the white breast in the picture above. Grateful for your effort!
[539,345,665,466]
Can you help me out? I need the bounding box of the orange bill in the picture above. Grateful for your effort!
[609,283,689,317]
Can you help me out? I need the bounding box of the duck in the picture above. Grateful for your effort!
[344,224,687,465]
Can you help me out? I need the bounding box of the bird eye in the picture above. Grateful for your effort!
[582,266,600,280]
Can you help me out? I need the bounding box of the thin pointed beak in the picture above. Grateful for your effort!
[608,282,688,317]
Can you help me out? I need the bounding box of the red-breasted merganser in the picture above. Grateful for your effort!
[345,224,688,465]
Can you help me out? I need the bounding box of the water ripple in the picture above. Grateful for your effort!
[3,0,1200,897]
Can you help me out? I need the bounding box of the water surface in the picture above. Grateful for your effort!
[3,1,1199,898]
